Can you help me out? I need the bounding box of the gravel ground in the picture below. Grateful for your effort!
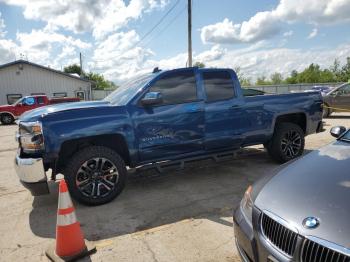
[0,113,349,262]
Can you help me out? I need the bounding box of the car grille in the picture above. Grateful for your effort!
[261,213,298,257]
[301,238,350,262]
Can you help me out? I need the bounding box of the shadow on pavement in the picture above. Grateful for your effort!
[29,148,278,241]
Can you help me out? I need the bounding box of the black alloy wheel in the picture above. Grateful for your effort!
[65,146,127,205]
[76,157,119,199]
[266,123,305,163]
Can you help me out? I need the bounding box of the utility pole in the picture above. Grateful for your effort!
[79,52,83,76]
[187,0,192,67]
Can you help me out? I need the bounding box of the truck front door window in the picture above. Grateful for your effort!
[149,71,197,105]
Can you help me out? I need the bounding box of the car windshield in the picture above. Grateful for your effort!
[341,130,350,141]
[104,73,154,105]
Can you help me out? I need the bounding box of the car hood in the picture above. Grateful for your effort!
[255,140,350,248]
[19,100,110,122]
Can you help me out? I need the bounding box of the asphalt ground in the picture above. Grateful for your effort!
[0,113,349,262]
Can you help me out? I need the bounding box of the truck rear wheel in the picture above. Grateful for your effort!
[1,114,14,125]
[322,104,331,118]
[266,123,305,163]
[64,146,127,206]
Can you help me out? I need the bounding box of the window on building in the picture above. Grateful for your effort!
[149,70,197,105]
[203,71,235,102]
[7,94,22,105]
[53,92,67,97]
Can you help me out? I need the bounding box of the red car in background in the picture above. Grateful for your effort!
[0,95,80,124]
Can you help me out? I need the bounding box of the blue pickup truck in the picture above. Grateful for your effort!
[15,67,323,205]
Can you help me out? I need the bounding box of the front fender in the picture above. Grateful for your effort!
[41,106,138,164]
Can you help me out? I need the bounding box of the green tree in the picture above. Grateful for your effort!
[285,70,298,84]
[331,59,342,81]
[270,72,283,84]
[63,64,82,76]
[340,57,350,82]
[193,62,205,68]
[234,67,251,86]
[256,75,271,85]
[86,72,115,90]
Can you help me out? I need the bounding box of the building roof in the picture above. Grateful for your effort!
[0,59,91,83]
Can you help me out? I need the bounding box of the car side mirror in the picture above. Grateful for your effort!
[330,126,347,138]
[141,92,163,106]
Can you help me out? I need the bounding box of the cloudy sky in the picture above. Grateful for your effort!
[0,0,350,83]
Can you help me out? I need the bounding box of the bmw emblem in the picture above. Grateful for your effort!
[303,217,320,229]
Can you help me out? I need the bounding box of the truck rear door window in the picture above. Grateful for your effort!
[37,97,45,104]
[203,71,235,102]
[149,70,197,105]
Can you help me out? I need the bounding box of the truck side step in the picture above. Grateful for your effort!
[135,149,240,174]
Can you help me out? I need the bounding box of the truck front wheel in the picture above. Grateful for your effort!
[1,114,14,125]
[64,146,127,206]
[266,123,305,163]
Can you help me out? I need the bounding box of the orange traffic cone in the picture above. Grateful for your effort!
[46,180,96,262]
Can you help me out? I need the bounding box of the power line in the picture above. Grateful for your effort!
[93,0,181,64]
[142,4,187,48]
[137,0,180,45]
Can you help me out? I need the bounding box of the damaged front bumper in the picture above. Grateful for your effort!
[14,152,49,196]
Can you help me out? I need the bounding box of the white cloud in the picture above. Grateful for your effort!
[195,45,226,62]
[0,12,6,37]
[307,28,318,39]
[0,39,17,62]
[13,28,92,67]
[89,30,155,82]
[199,43,350,81]
[201,0,350,44]
[1,0,169,40]
[283,30,293,37]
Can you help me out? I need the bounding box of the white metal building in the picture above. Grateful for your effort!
[0,60,92,104]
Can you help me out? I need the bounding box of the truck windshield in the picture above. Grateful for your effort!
[13,98,24,105]
[104,73,154,105]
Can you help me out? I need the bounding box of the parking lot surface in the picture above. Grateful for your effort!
[0,113,349,262]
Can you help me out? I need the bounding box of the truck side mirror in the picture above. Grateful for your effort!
[141,92,163,106]
[330,126,347,138]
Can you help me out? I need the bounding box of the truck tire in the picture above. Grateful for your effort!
[64,146,127,206]
[1,114,14,125]
[266,123,305,163]
[322,104,331,118]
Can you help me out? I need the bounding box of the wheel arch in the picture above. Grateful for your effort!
[56,134,131,174]
[274,112,307,134]
[0,111,16,119]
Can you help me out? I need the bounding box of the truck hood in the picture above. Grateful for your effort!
[20,100,110,122]
[255,141,350,248]
[0,104,14,111]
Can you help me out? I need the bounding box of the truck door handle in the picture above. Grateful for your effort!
[231,105,239,109]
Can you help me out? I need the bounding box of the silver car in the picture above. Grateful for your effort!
[234,126,350,262]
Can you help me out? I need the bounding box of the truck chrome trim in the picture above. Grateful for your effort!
[14,154,47,183]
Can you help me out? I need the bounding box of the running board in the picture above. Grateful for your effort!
[135,149,241,174]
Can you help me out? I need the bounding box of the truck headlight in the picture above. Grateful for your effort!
[240,185,253,226]
[19,121,44,153]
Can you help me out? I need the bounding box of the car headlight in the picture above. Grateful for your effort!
[240,185,253,225]
[18,121,44,153]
